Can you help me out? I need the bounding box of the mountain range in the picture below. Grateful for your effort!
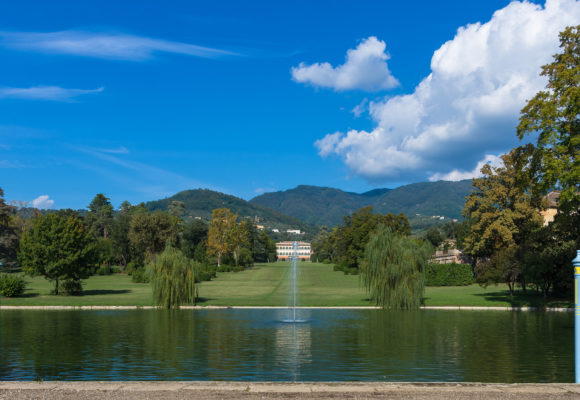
[250,180,473,227]
[145,180,474,232]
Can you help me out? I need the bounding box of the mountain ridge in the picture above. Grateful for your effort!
[250,180,473,227]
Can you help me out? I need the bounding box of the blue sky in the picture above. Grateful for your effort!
[1,0,578,210]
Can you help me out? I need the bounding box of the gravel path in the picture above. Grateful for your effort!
[1,382,580,399]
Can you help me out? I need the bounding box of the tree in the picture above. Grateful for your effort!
[86,193,114,239]
[128,211,179,265]
[207,208,237,267]
[516,25,579,219]
[168,201,186,219]
[360,226,431,309]
[18,213,93,295]
[181,219,209,259]
[424,226,443,248]
[463,150,544,293]
[109,201,134,268]
[150,246,196,309]
[0,189,18,269]
[254,230,276,263]
[328,206,412,273]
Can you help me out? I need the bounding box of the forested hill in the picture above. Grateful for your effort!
[145,189,310,231]
[250,180,473,227]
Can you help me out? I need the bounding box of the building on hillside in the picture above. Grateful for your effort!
[286,229,302,234]
[431,249,469,264]
[276,241,312,261]
[540,191,560,226]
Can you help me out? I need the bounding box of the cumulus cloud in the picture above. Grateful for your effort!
[312,0,580,182]
[429,154,503,182]
[292,36,399,91]
[32,195,54,209]
[0,86,103,101]
[0,30,237,61]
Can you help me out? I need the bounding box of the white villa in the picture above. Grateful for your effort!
[276,241,312,261]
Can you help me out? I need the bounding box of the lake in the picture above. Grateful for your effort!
[0,309,573,382]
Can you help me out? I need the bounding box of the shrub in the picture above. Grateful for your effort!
[59,279,84,295]
[426,263,474,286]
[0,273,27,297]
[131,267,150,283]
[193,263,217,282]
[95,265,113,275]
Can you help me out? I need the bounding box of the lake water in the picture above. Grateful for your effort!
[0,309,573,382]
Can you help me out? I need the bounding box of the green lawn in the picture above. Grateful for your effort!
[0,262,572,308]
[0,274,155,306]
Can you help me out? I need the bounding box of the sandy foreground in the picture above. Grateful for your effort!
[1,382,580,400]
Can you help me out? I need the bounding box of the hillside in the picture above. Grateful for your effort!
[250,180,473,228]
[145,189,310,232]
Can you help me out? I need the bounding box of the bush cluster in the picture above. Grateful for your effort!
[425,263,474,286]
[59,279,84,295]
[131,267,150,283]
[95,265,121,275]
[0,273,27,297]
[193,263,217,282]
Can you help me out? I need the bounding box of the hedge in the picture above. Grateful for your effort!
[425,263,474,286]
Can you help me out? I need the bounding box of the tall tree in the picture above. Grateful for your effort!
[516,25,579,220]
[360,227,431,309]
[181,219,209,259]
[0,189,18,269]
[330,206,411,273]
[128,211,179,265]
[18,213,93,295]
[86,193,114,239]
[463,151,544,294]
[206,208,237,267]
[168,201,186,220]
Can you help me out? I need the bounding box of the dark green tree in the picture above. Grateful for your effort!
[110,201,134,268]
[360,226,431,309]
[18,213,93,295]
[0,189,18,269]
[168,200,186,219]
[129,211,179,265]
[86,193,114,239]
[330,206,412,273]
[181,219,209,259]
[424,226,443,248]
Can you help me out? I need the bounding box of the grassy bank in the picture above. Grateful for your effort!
[0,262,572,308]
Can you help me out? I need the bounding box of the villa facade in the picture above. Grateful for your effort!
[276,241,312,261]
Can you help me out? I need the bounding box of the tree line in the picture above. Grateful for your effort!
[0,192,276,296]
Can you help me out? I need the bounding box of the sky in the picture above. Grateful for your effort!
[1,0,579,210]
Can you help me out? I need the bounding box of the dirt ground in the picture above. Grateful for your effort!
[2,382,580,400]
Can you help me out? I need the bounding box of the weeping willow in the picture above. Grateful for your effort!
[360,226,432,309]
[150,247,196,309]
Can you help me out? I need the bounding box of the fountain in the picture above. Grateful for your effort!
[283,241,306,323]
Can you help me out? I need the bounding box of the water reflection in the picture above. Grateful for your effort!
[0,309,573,382]
[275,318,312,381]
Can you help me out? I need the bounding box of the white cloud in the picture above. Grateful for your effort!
[32,195,54,209]
[429,154,503,181]
[351,98,368,117]
[312,0,580,182]
[291,36,399,91]
[0,86,103,101]
[0,30,237,61]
